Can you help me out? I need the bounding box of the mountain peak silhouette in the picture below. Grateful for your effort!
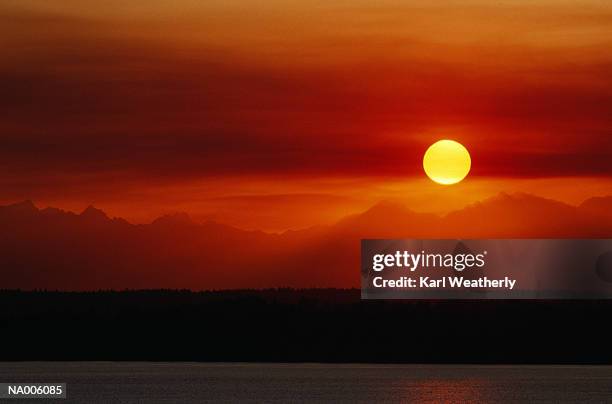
[448,192,575,215]
[354,200,417,220]
[579,196,612,219]
[0,193,611,289]
[151,212,194,227]
[4,200,38,213]
[464,192,573,210]
[443,192,598,237]
[0,200,39,221]
[80,205,109,221]
[41,206,69,216]
[334,200,440,238]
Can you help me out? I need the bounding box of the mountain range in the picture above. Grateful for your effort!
[1,192,611,290]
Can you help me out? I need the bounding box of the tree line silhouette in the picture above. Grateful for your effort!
[2,289,611,363]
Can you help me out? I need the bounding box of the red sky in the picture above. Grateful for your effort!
[1,0,612,230]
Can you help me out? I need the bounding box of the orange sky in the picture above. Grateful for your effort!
[1,0,612,231]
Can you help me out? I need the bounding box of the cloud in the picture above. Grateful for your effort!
[0,4,611,202]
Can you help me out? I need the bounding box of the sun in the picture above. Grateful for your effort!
[423,140,471,185]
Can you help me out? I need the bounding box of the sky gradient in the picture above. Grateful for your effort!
[1,0,612,230]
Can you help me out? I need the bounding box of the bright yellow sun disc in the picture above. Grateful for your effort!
[423,140,471,185]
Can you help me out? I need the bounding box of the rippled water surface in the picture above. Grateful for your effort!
[1,362,611,403]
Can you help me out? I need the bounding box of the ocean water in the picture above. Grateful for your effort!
[0,362,610,403]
